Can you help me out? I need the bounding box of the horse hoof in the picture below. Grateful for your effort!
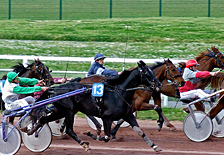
[111,136,116,141]
[183,107,190,113]
[85,148,92,153]
[20,127,28,133]
[83,131,91,136]
[153,145,162,152]
[58,134,67,140]
[169,127,177,131]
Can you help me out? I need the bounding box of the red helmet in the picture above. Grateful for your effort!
[186,59,198,68]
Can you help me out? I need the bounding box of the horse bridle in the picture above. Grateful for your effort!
[164,63,182,98]
[202,49,224,69]
[35,62,52,86]
[139,66,161,92]
[164,64,183,86]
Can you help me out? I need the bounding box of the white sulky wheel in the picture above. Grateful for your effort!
[48,118,66,137]
[0,123,21,155]
[86,116,104,130]
[21,121,52,152]
[183,111,213,142]
[212,110,224,137]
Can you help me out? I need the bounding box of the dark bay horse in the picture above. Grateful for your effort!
[26,61,164,153]
[13,59,54,87]
[81,59,185,134]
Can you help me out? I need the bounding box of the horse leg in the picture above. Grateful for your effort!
[153,92,177,131]
[8,116,15,124]
[194,101,205,112]
[27,110,64,135]
[84,118,112,143]
[124,113,162,152]
[87,115,102,135]
[110,118,125,140]
[209,101,224,119]
[64,111,91,152]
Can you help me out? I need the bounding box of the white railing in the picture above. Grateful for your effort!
[0,55,187,107]
[0,55,187,74]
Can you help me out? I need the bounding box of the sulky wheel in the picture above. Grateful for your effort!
[212,110,224,137]
[21,121,52,152]
[0,123,21,155]
[183,111,213,142]
[49,117,66,137]
[86,116,104,130]
[19,115,31,130]
[113,112,137,128]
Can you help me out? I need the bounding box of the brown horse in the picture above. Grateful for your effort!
[78,59,185,133]
[178,47,224,118]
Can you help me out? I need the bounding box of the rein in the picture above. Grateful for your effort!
[199,49,224,69]
[35,62,52,86]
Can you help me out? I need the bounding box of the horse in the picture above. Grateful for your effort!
[25,60,164,153]
[80,59,184,135]
[5,59,54,123]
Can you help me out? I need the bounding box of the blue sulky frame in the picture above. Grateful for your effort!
[1,87,91,142]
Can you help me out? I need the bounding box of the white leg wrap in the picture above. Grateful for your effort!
[133,126,143,136]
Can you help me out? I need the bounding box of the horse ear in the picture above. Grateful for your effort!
[137,60,146,68]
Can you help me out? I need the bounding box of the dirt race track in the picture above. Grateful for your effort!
[1,114,224,155]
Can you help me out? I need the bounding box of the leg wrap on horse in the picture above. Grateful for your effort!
[80,141,91,152]
[133,126,144,136]
[133,126,154,147]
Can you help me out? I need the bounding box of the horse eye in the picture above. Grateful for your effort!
[171,69,176,72]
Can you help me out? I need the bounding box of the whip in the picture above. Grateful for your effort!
[123,25,129,71]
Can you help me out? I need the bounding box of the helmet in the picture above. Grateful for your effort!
[94,53,106,61]
[186,59,199,68]
[7,72,19,82]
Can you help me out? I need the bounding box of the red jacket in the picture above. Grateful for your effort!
[179,71,210,93]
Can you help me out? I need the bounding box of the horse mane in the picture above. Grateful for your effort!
[211,75,224,89]
[12,62,27,75]
[150,59,172,70]
[106,69,133,86]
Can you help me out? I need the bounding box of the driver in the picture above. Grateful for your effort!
[87,53,122,77]
[179,59,218,101]
[2,72,49,111]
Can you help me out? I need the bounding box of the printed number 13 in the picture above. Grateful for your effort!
[93,85,103,94]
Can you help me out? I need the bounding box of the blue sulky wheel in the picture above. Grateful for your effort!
[212,110,224,137]
[0,123,21,155]
[20,121,52,152]
[48,118,66,137]
[183,111,213,142]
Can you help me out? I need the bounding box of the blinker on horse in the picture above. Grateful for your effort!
[26,60,163,152]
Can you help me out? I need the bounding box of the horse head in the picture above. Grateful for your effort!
[137,60,162,92]
[32,59,54,86]
[164,59,185,87]
[196,46,224,71]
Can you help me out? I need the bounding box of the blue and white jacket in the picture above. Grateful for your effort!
[87,62,118,77]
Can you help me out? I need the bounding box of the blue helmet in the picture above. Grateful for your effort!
[94,53,106,61]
